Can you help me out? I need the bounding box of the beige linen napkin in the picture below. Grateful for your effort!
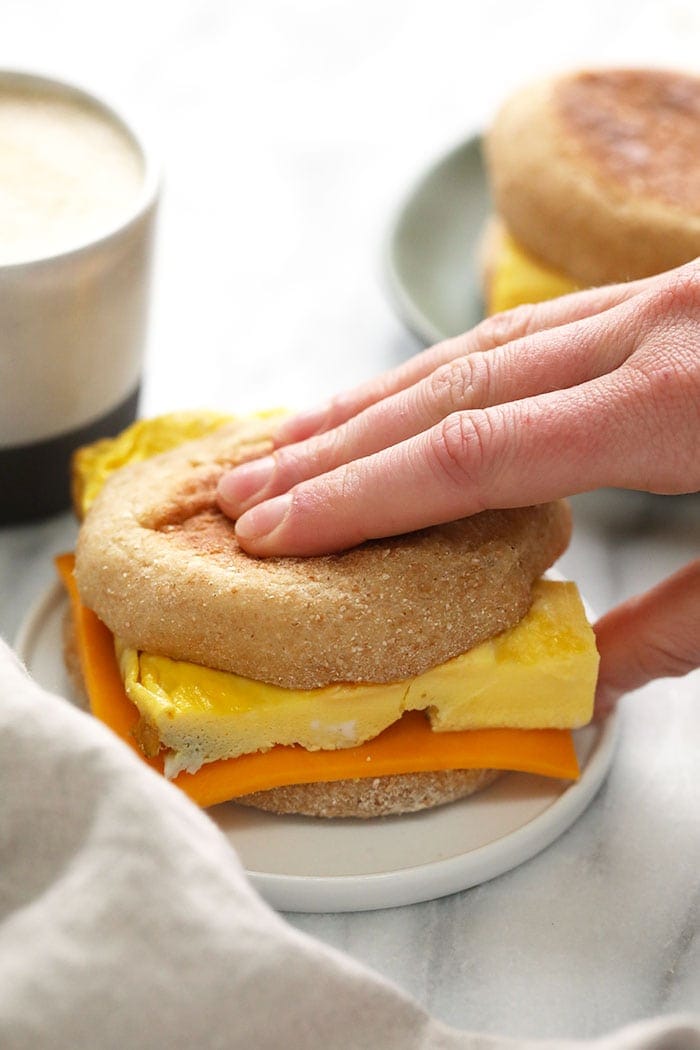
[0,638,697,1050]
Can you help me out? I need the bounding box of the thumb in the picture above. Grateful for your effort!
[594,559,700,717]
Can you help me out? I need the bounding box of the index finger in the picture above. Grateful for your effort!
[234,374,631,556]
[274,273,659,446]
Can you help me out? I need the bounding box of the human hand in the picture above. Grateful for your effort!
[219,264,699,554]
[217,262,700,702]
[593,559,700,716]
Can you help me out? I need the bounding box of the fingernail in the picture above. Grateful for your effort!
[218,455,276,510]
[235,493,293,541]
[275,405,329,444]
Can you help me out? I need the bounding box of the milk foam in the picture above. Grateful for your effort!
[0,87,144,264]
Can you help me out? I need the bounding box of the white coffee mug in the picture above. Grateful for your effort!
[0,70,159,523]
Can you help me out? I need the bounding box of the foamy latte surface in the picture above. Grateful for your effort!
[0,84,144,264]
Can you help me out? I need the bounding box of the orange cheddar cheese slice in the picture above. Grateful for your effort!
[56,553,581,808]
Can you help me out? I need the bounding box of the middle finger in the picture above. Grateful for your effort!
[218,296,638,516]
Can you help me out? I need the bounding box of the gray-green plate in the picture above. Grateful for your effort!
[385,135,490,346]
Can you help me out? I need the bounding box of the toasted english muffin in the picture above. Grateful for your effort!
[485,67,700,288]
[64,416,595,819]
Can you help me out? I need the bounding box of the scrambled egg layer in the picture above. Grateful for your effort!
[118,579,599,777]
[72,410,235,518]
[488,228,579,315]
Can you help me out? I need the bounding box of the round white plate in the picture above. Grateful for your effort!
[384,134,489,346]
[16,581,618,914]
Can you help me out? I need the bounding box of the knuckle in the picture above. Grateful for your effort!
[637,635,699,681]
[430,411,492,497]
[427,354,492,412]
[616,322,700,491]
[281,425,346,479]
[640,262,700,324]
[338,462,360,503]
[666,260,700,310]
[331,465,372,545]
[272,444,303,487]
[474,302,540,349]
[272,443,294,471]
[323,392,354,429]
[428,359,473,412]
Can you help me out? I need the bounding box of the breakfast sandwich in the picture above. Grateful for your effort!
[58,413,599,818]
[481,67,700,314]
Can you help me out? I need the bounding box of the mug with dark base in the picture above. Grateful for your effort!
[0,71,158,524]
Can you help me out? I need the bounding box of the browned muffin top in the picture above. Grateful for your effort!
[558,68,700,211]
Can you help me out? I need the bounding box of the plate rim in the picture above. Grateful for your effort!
[251,714,618,911]
[15,578,619,913]
[382,131,484,348]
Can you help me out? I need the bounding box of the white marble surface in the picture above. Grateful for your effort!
[1,0,699,1042]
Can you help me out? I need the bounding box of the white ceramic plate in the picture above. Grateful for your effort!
[384,134,489,346]
[16,580,618,914]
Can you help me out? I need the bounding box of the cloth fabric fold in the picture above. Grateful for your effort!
[0,638,697,1049]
